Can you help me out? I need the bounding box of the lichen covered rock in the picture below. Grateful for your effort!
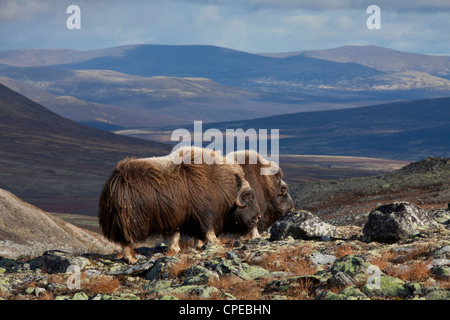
[362,202,440,243]
[270,210,338,241]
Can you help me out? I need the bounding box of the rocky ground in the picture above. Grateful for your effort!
[290,156,450,226]
[1,203,449,301]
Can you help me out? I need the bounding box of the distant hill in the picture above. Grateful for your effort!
[0,45,140,67]
[2,44,450,129]
[143,97,450,161]
[54,44,380,89]
[0,67,284,126]
[261,45,450,80]
[0,84,172,215]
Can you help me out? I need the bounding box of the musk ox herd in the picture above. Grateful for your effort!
[99,147,294,264]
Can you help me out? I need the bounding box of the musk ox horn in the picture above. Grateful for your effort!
[236,187,256,208]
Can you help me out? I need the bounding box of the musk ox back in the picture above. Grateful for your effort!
[227,150,294,236]
[98,147,260,263]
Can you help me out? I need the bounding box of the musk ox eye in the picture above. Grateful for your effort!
[279,187,288,197]
[235,175,242,191]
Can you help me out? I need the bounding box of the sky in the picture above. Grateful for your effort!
[0,0,449,54]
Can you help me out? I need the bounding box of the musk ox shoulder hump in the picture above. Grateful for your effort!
[139,154,177,172]
[227,150,280,173]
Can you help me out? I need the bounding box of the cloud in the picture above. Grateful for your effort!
[0,0,52,22]
[0,0,448,54]
[175,0,450,11]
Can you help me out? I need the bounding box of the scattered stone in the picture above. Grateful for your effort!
[0,215,449,301]
[27,250,90,274]
[270,210,338,241]
[145,256,180,280]
[429,209,450,226]
[210,258,270,280]
[72,292,89,300]
[182,265,219,285]
[425,289,450,300]
[320,285,369,300]
[362,202,440,243]
[310,252,337,266]
[327,271,357,288]
[107,258,155,276]
[0,257,20,272]
[330,255,374,283]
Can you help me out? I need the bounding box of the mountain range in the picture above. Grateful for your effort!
[0,44,449,130]
[120,96,450,161]
[260,45,450,79]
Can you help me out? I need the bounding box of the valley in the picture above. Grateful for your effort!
[0,44,448,219]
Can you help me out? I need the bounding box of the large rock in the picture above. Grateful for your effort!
[362,202,440,243]
[270,210,338,241]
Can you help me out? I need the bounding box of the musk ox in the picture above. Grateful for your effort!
[226,150,294,238]
[98,147,261,264]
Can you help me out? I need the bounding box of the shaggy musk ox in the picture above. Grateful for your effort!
[227,150,294,237]
[98,147,261,264]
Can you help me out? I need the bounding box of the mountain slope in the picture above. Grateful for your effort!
[0,76,184,128]
[1,45,449,130]
[0,66,306,126]
[146,97,450,161]
[54,44,381,89]
[294,46,450,79]
[0,84,172,215]
[0,188,119,259]
[0,45,139,67]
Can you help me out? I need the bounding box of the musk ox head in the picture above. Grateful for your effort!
[227,150,294,232]
[230,176,262,234]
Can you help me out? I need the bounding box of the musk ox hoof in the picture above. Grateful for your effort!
[167,232,181,254]
[122,245,138,264]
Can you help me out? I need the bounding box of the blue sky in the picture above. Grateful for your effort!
[0,0,449,54]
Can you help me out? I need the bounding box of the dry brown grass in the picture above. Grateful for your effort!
[168,255,197,278]
[386,260,432,282]
[82,275,120,294]
[208,275,272,300]
[252,245,316,276]
[335,243,356,259]
[369,250,397,270]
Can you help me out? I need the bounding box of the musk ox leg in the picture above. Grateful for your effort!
[167,232,181,254]
[122,244,137,264]
[250,225,261,239]
[205,229,221,245]
[194,239,204,249]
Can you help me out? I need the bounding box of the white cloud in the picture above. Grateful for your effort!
[0,0,448,54]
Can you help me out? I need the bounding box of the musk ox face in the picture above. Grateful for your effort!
[227,187,262,234]
[274,178,294,215]
[226,150,294,233]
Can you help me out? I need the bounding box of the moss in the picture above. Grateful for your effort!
[363,276,409,298]
[322,285,369,300]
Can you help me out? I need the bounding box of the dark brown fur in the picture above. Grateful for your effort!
[98,147,260,262]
